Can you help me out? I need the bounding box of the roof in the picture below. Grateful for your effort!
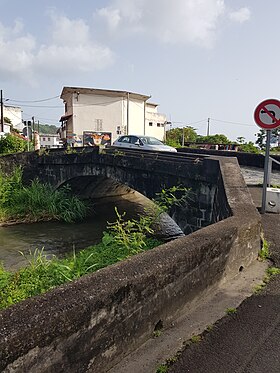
[59,114,73,122]
[60,86,151,101]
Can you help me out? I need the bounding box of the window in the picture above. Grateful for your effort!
[119,136,130,143]
[42,137,46,141]
[130,136,139,144]
[95,119,103,131]
[149,122,153,126]
[47,137,50,141]
[161,123,164,127]
[116,125,121,135]
[157,123,160,127]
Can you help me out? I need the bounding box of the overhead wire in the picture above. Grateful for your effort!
[210,118,255,127]
[7,95,60,103]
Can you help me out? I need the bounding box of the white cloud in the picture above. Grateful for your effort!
[35,13,114,74]
[96,0,226,47]
[0,21,35,81]
[229,7,251,23]
[0,13,114,84]
[97,7,121,30]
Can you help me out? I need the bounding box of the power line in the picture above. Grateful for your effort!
[210,118,255,127]
[7,95,60,103]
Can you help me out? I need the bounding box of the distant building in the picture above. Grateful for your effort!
[2,105,23,131]
[39,134,64,149]
[58,86,167,146]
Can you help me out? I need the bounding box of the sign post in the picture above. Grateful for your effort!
[254,99,280,214]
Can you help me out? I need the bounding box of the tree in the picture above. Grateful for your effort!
[255,128,280,150]
[3,117,12,124]
[0,134,27,154]
[196,134,231,144]
[166,126,197,147]
[238,141,260,154]
[236,136,245,144]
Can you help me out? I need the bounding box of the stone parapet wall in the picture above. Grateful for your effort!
[177,147,280,171]
[0,157,261,373]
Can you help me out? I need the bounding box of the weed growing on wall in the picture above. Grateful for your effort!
[0,167,87,223]
[153,185,191,213]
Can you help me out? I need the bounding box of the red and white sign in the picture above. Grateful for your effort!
[254,99,280,129]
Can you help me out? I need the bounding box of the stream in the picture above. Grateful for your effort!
[0,192,150,271]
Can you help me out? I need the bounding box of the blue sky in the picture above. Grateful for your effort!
[0,1,278,142]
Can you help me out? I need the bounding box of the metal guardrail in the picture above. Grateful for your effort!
[268,156,280,185]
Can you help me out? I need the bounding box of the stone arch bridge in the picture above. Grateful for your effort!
[0,147,229,234]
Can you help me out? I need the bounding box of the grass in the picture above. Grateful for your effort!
[258,237,270,261]
[225,307,237,315]
[0,209,162,310]
[0,167,87,223]
[254,267,280,294]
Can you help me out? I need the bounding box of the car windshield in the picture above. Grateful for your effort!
[139,136,163,145]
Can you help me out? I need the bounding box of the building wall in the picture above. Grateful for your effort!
[61,91,167,144]
[123,97,145,137]
[145,111,166,140]
[3,106,23,130]
[71,93,123,143]
[40,134,63,148]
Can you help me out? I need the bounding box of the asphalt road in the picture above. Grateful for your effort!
[169,188,280,373]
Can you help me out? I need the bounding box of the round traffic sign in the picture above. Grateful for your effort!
[254,99,280,129]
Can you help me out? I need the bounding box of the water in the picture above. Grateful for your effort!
[0,193,149,271]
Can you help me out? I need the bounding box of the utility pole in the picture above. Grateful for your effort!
[207,117,210,136]
[0,90,3,133]
[32,116,35,141]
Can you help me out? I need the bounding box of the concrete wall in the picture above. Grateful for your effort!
[177,147,280,171]
[0,154,261,373]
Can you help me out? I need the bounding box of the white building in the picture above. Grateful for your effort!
[2,105,23,131]
[58,87,167,146]
[39,134,64,149]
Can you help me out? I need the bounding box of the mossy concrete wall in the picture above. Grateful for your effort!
[0,157,261,372]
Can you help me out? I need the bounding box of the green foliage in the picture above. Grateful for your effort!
[64,146,77,154]
[0,134,27,154]
[196,134,231,144]
[3,117,12,124]
[166,127,198,147]
[255,128,280,150]
[106,208,154,255]
[266,267,280,276]
[190,335,202,343]
[258,237,270,261]
[156,365,168,373]
[154,185,191,213]
[225,307,237,315]
[270,146,280,154]
[0,210,162,310]
[238,141,260,154]
[38,124,59,134]
[0,168,87,223]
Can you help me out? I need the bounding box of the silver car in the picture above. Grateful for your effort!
[112,135,177,152]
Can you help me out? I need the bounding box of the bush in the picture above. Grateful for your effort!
[0,134,27,154]
[0,167,87,223]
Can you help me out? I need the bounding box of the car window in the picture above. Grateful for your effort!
[119,136,130,143]
[139,137,148,144]
[130,136,140,144]
[139,136,163,145]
